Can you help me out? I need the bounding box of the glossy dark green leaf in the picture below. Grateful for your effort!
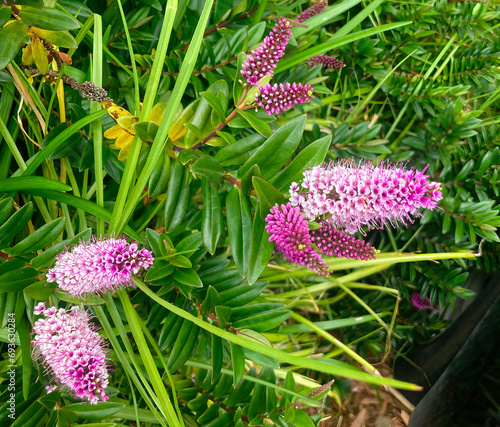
[19,6,81,30]
[0,21,28,70]
[230,342,245,386]
[252,177,286,220]
[173,267,203,287]
[145,260,175,281]
[238,115,306,180]
[191,156,224,184]
[62,402,125,421]
[200,90,226,122]
[0,7,11,28]
[211,334,223,381]
[9,218,65,256]
[0,177,72,193]
[232,310,291,332]
[214,131,264,167]
[23,280,57,300]
[54,290,105,305]
[148,150,171,198]
[0,267,38,292]
[236,109,272,138]
[0,198,14,224]
[167,319,199,372]
[176,231,202,257]
[247,205,274,285]
[0,202,33,248]
[164,160,185,229]
[201,178,223,254]
[272,135,331,190]
[226,186,252,276]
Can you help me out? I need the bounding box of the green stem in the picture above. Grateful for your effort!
[133,277,420,391]
[290,312,375,372]
[92,14,105,236]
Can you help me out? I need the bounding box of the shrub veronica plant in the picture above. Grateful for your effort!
[0,0,495,425]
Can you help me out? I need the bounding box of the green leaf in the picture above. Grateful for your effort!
[23,280,57,300]
[247,205,274,285]
[214,133,264,167]
[201,178,223,254]
[148,150,171,198]
[30,228,92,270]
[9,218,65,256]
[19,6,81,31]
[0,6,11,28]
[0,176,72,193]
[145,260,175,281]
[230,342,245,386]
[0,21,28,70]
[191,156,224,184]
[236,109,272,138]
[200,90,226,122]
[226,187,252,276]
[252,177,286,219]
[238,115,306,180]
[211,335,223,381]
[173,267,203,288]
[232,310,291,332]
[164,159,185,229]
[0,198,14,224]
[272,135,331,190]
[62,403,125,421]
[0,202,33,248]
[0,267,38,292]
[55,290,105,305]
[167,319,199,372]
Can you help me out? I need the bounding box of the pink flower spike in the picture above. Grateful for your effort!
[255,82,314,115]
[297,0,328,23]
[241,19,293,85]
[289,159,443,234]
[306,55,345,70]
[310,223,376,261]
[32,306,109,404]
[265,203,330,276]
[46,236,154,297]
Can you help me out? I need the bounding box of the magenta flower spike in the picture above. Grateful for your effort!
[265,203,330,276]
[306,55,345,70]
[241,19,293,85]
[310,222,376,260]
[289,159,443,234]
[411,293,437,310]
[46,236,154,297]
[255,82,314,115]
[297,0,328,23]
[32,303,109,404]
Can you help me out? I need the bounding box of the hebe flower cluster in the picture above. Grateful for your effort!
[411,293,436,310]
[306,55,345,70]
[241,19,292,86]
[289,159,442,234]
[255,82,314,115]
[32,303,109,404]
[47,236,153,296]
[297,0,328,23]
[265,203,377,275]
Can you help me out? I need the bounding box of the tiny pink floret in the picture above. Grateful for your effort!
[32,303,109,404]
[46,236,153,296]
